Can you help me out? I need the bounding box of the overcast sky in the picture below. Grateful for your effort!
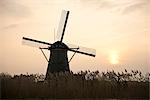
[0,0,149,75]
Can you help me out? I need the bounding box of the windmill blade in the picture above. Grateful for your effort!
[56,10,70,42]
[22,37,51,48]
[67,43,96,57]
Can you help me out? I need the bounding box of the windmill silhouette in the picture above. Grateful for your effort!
[22,10,96,79]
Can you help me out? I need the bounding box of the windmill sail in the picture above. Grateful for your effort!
[56,10,69,42]
[22,37,51,48]
[67,43,96,57]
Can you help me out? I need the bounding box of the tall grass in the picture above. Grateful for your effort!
[0,69,149,99]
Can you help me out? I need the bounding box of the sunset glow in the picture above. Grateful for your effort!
[109,51,119,64]
[0,0,149,74]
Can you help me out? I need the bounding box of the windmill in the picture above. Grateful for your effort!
[22,10,96,79]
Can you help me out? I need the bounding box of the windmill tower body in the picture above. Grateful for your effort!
[22,10,96,80]
[46,42,70,78]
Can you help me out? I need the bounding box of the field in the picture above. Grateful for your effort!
[0,70,149,99]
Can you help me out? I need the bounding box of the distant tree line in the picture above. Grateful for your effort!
[0,69,149,99]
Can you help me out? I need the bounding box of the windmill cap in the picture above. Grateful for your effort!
[50,41,68,49]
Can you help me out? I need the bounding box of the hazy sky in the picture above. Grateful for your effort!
[0,0,149,75]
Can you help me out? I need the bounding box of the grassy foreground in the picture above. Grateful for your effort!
[0,70,149,99]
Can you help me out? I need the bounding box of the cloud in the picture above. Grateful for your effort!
[113,0,149,14]
[0,23,19,30]
[80,0,149,14]
[0,0,30,17]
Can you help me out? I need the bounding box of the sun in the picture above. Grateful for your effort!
[109,50,119,64]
